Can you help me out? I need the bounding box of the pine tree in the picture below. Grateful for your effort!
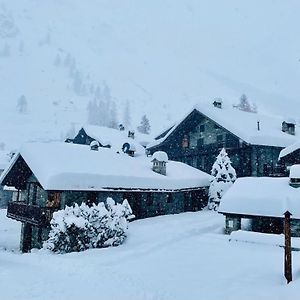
[17,95,28,113]
[108,101,118,129]
[208,148,236,210]
[54,53,61,67]
[123,100,131,128]
[236,94,258,113]
[137,114,151,134]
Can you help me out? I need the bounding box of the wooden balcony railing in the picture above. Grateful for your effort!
[7,201,57,227]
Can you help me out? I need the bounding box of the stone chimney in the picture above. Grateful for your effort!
[151,151,168,176]
[289,164,300,188]
[213,98,222,109]
[128,130,135,139]
[122,143,136,157]
[90,140,100,151]
[282,120,296,136]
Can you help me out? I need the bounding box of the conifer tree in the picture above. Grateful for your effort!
[208,148,236,210]
[137,114,151,134]
[17,95,28,113]
[123,100,131,128]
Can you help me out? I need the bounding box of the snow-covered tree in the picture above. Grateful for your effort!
[0,43,10,57]
[17,95,27,113]
[235,94,257,113]
[73,70,83,95]
[137,114,151,134]
[108,101,118,129]
[87,100,98,125]
[54,53,61,67]
[123,100,131,128]
[64,53,71,67]
[44,198,134,253]
[18,40,24,54]
[208,148,236,210]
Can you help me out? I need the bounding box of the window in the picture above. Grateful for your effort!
[199,124,205,132]
[146,193,153,206]
[217,134,224,142]
[47,192,61,208]
[87,192,97,206]
[166,193,173,203]
[217,134,225,148]
[197,138,204,148]
[182,135,189,148]
[27,183,38,205]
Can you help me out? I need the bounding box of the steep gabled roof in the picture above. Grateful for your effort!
[148,103,299,149]
[0,142,211,191]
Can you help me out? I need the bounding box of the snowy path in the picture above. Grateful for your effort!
[0,209,300,300]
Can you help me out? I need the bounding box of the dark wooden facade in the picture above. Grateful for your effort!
[222,213,300,237]
[279,149,300,173]
[148,109,284,177]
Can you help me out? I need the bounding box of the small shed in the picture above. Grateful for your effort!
[219,176,300,236]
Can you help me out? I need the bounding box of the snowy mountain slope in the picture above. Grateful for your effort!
[0,0,300,154]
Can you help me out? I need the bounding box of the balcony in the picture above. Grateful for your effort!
[7,201,57,227]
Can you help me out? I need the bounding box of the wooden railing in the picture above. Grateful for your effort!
[7,201,56,226]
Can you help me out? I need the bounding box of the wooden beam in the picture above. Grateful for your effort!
[284,210,292,284]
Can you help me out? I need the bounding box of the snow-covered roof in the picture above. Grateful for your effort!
[219,177,300,219]
[279,140,300,159]
[0,142,211,191]
[148,102,299,149]
[289,165,300,178]
[152,151,168,162]
[82,125,146,156]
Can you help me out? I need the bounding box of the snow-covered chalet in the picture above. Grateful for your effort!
[66,124,151,155]
[218,164,300,236]
[0,142,211,252]
[147,100,299,177]
[278,140,300,173]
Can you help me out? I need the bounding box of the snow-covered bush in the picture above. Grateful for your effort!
[44,198,134,253]
[208,148,236,210]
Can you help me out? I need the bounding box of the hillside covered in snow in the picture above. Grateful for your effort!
[1,0,300,153]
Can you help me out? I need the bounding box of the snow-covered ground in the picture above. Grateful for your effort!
[0,209,300,300]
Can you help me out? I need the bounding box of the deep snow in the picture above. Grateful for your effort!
[1,209,300,300]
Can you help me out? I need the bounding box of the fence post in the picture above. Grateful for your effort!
[284,210,292,284]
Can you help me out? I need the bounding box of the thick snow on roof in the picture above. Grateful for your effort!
[289,165,300,178]
[82,125,146,156]
[152,151,168,162]
[279,140,300,159]
[219,177,300,219]
[1,142,211,191]
[148,103,299,149]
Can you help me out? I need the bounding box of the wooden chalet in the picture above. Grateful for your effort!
[218,167,300,236]
[279,140,300,173]
[147,101,299,177]
[0,142,211,252]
